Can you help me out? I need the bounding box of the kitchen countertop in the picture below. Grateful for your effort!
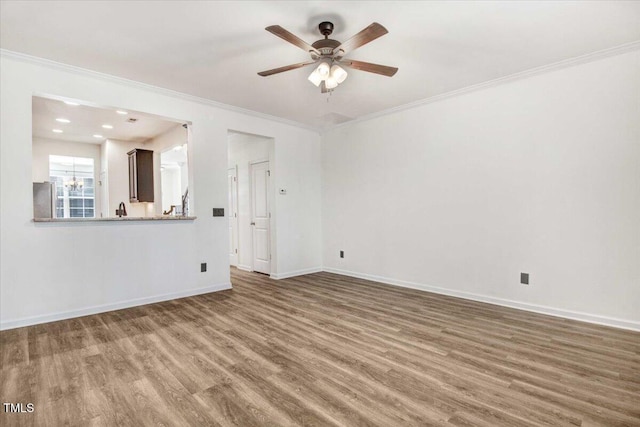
[33,216,197,222]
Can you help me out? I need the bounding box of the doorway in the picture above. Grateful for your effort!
[228,131,274,275]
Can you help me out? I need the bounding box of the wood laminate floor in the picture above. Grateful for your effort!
[1,268,639,426]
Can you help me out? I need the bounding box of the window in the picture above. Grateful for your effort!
[49,155,95,218]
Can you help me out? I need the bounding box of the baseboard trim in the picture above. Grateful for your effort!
[271,267,323,280]
[323,267,640,332]
[0,282,232,331]
[237,264,253,272]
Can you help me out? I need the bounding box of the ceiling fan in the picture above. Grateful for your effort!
[258,21,398,93]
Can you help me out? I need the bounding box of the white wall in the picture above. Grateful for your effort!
[0,53,322,329]
[100,141,109,217]
[228,132,271,271]
[147,124,188,215]
[322,50,640,329]
[161,167,182,213]
[32,137,102,216]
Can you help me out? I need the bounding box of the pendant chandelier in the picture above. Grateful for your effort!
[64,159,84,191]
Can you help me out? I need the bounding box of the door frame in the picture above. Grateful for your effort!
[249,159,271,274]
[228,166,239,266]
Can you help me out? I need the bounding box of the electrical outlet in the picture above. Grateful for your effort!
[520,272,529,285]
[340,250,344,258]
[201,263,207,272]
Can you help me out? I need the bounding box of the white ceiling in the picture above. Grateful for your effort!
[161,145,188,168]
[33,96,181,144]
[4,1,640,129]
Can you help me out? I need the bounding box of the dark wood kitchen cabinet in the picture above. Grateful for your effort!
[127,148,154,202]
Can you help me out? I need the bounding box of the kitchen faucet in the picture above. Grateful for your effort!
[117,202,127,217]
[181,188,188,217]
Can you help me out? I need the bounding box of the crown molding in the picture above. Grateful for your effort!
[0,49,321,134]
[323,40,640,134]
[3,40,638,135]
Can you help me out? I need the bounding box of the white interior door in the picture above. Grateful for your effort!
[250,161,270,274]
[228,167,239,266]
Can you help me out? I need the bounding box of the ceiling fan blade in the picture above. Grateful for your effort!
[258,60,318,77]
[332,22,388,57]
[339,59,398,77]
[266,25,320,56]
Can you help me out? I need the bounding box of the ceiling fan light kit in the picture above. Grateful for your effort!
[258,21,398,93]
[317,61,330,77]
[325,76,339,90]
[308,62,347,88]
[331,65,348,84]
[307,69,324,87]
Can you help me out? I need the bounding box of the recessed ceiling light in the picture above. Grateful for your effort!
[56,118,70,123]
[64,101,80,106]
[116,110,128,115]
[102,124,113,129]
[93,134,103,138]
[52,129,63,133]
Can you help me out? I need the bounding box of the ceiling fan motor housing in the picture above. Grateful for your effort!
[311,38,340,56]
[318,21,334,37]
[311,21,341,57]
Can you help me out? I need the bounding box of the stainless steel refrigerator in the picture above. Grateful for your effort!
[33,182,56,218]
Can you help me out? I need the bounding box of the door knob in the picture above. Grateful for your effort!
[250,222,255,225]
